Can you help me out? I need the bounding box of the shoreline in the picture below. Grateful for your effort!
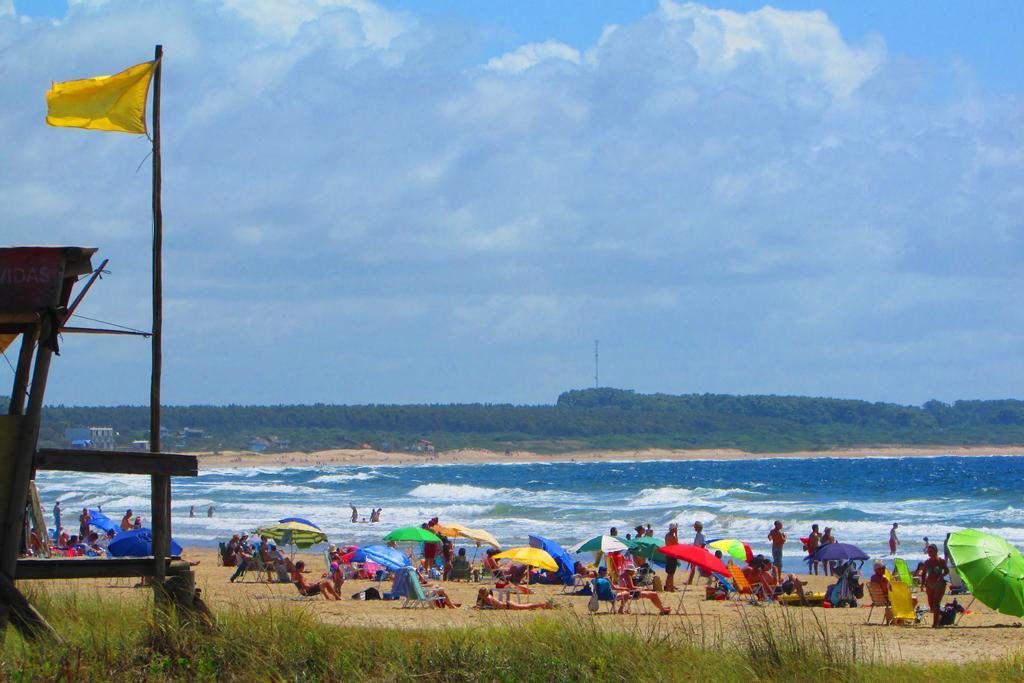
[193,444,1024,470]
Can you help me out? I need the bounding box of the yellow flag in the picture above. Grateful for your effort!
[46,61,155,134]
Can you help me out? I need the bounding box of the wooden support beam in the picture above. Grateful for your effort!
[16,558,189,581]
[0,572,60,642]
[34,448,198,477]
[7,330,36,416]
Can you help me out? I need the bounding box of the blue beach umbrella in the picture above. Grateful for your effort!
[279,517,322,530]
[808,542,868,563]
[108,528,183,558]
[87,510,117,534]
[528,534,575,585]
[351,544,411,571]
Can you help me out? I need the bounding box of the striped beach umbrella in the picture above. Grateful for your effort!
[255,520,327,549]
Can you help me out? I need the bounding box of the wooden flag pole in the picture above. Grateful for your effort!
[150,44,170,586]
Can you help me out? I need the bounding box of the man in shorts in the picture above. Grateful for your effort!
[768,520,787,582]
[663,523,679,592]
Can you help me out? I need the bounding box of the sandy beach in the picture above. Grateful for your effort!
[194,445,1024,470]
[23,546,1023,666]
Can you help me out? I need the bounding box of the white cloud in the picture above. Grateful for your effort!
[485,40,581,74]
[659,1,885,100]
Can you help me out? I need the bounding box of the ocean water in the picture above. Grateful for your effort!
[35,455,1024,563]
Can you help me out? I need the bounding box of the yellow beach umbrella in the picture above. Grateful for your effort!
[493,546,557,571]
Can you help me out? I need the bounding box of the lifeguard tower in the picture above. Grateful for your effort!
[0,246,198,642]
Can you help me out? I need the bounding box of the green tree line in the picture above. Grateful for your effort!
[34,388,1024,453]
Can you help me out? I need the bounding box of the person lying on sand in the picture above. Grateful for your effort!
[617,565,671,614]
[474,588,554,611]
[290,561,340,600]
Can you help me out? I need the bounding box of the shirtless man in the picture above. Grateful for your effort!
[768,520,787,582]
[807,524,821,575]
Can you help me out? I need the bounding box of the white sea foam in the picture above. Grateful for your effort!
[628,486,758,508]
[205,483,318,494]
[407,483,571,503]
[311,472,382,484]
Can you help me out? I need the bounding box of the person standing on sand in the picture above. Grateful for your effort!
[807,524,821,575]
[768,521,787,582]
[918,544,949,628]
[889,523,900,555]
[120,509,133,531]
[686,521,705,585]
[79,508,91,537]
[820,527,835,576]
[663,523,679,592]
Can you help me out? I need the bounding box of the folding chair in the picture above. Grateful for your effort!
[889,582,918,626]
[727,564,761,601]
[865,582,890,624]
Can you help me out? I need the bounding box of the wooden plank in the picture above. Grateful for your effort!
[34,448,198,477]
[15,558,189,581]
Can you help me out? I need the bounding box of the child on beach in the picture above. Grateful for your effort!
[768,521,787,581]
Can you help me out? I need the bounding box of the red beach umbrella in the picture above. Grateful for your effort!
[659,543,729,576]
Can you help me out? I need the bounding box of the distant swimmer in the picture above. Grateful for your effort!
[207,505,215,518]
[350,505,358,523]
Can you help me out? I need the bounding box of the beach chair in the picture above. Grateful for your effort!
[450,555,471,581]
[563,573,588,594]
[727,564,760,601]
[248,553,269,583]
[865,582,890,624]
[398,568,443,608]
[587,579,619,614]
[893,558,913,586]
[889,582,917,626]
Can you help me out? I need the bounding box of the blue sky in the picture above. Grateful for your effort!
[2,0,1022,407]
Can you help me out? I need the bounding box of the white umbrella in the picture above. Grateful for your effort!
[570,534,629,554]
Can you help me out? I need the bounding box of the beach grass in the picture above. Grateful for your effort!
[3,588,1024,682]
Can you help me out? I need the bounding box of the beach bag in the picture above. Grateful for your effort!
[351,587,381,601]
[652,575,663,592]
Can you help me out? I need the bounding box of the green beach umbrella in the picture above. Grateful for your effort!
[622,536,667,563]
[947,528,1024,617]
[255,521,328,549]
[383,526,442,543]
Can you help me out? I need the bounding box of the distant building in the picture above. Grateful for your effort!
[64,427,115,450]
[182,428,204,439]
[130,440,150,451]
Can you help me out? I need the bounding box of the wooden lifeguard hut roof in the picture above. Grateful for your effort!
[0,246,98,354]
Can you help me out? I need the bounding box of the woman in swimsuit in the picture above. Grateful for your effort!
[617,566,671,614]
[474,588,553,611]
[289,561,341,600]
[918,544,949,628]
